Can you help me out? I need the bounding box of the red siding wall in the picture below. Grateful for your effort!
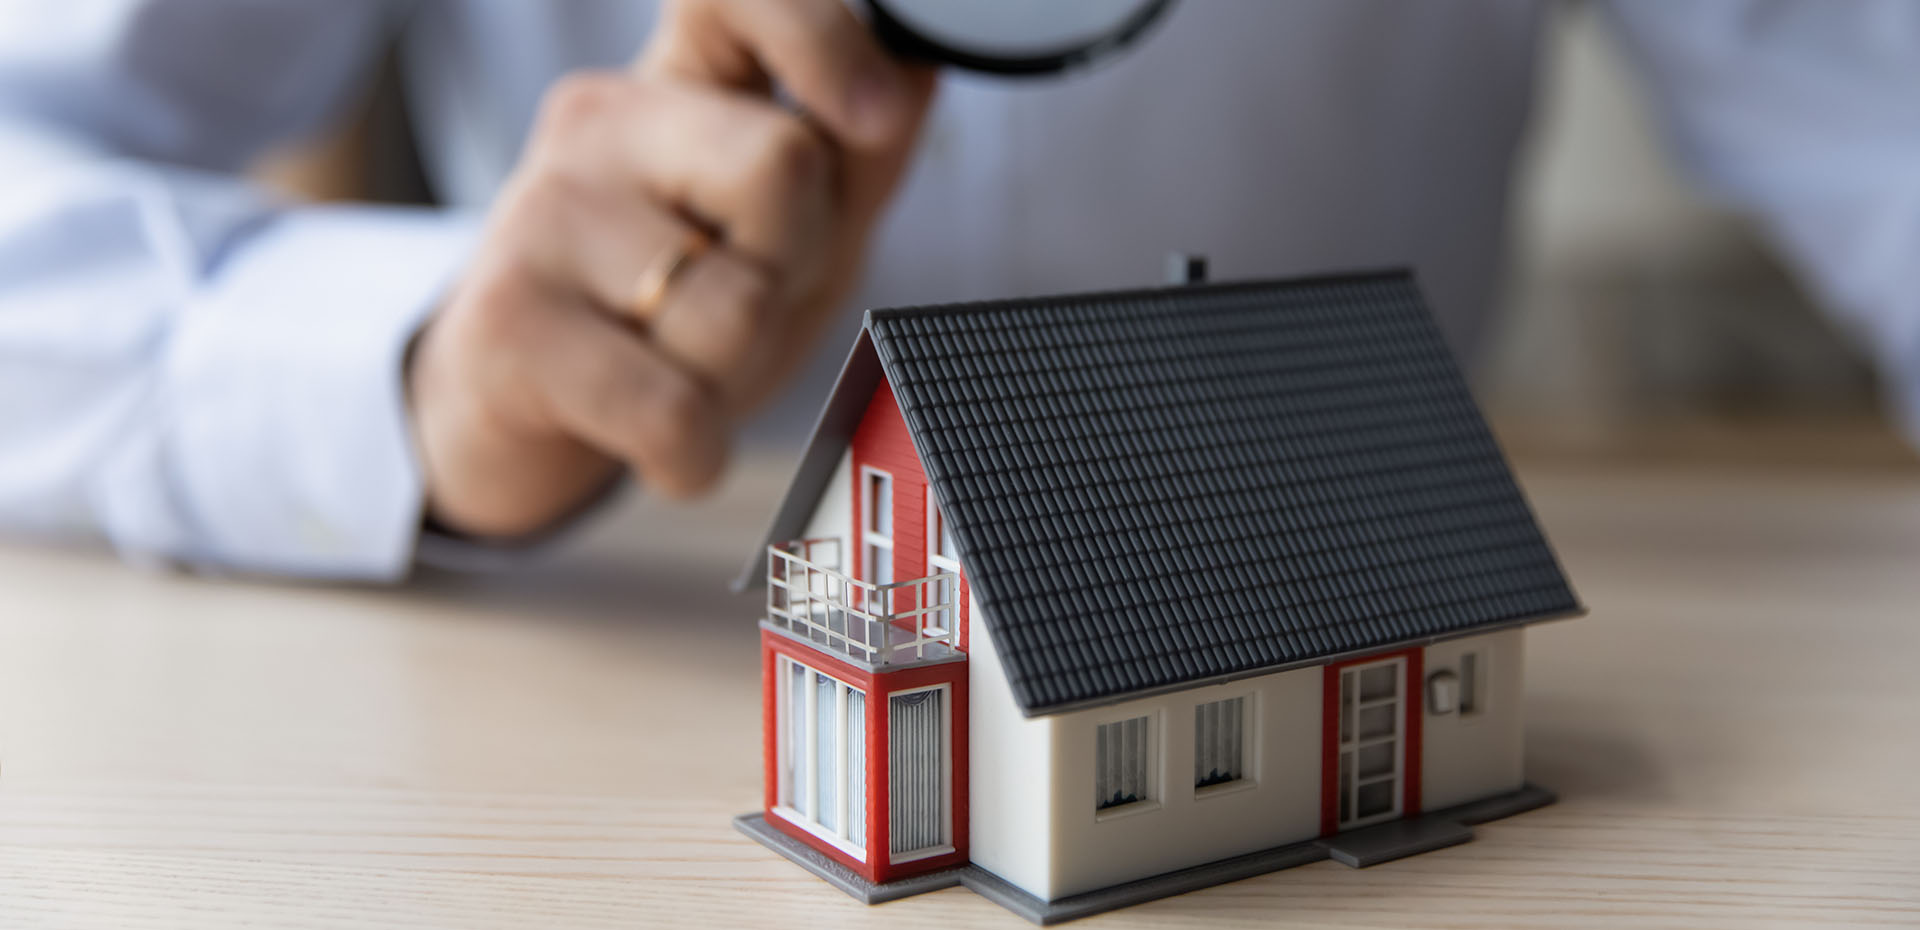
[851,378,924,584]
[760,629,969,884]
[850,378,969,650]
[759,379,974,885]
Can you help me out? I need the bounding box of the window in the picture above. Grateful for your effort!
[926,500,961,633]
[1095,715,1154,811]
[1459,651,1484,716]
[930,502,958,564]
[863,469,894,587]
[889,687,949,860]
[1194,697,1247,790]
[777,657,867,854]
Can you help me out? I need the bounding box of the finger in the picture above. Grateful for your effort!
[530,75,836,280]
[835,65,939,234]
[639,0,915,149]
[512,179,790,409]
[528,300,730,499]
[493,170,701,325]
[494,163,797,411]
[650,248,786,411]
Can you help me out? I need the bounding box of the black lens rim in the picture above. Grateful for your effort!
[864,0,1176,76]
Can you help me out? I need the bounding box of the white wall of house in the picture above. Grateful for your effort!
[796,451,853,567]
[1420,628,1528,811]
[966,607,1058,898]
[1039,666,1324,900]
[927,481,1528,902]
[965,625,1535,901]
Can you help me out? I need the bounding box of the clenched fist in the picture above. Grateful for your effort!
[407,0,936,539]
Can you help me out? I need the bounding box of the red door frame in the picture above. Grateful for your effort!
[1319,647,1424,836]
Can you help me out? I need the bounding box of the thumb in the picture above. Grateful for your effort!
[638,0,921,150]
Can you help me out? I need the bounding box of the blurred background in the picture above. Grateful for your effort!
[254,0,1913,469]
[1485,1,1899,465]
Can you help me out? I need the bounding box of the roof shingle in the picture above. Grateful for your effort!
[865,271,1580,714]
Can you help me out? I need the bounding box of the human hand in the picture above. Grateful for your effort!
[407,0,936,539]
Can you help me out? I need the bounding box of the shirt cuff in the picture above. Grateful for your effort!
[153,205,479,580]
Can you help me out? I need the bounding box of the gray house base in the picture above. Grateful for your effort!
[734,782,1555,925]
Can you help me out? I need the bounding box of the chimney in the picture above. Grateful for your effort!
[1165,252,1208,285]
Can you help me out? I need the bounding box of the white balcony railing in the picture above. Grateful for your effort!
[766,538,960,666]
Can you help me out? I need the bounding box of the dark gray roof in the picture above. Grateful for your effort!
[746,271,1581,716]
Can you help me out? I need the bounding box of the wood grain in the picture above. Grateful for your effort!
[2,438,1918,928]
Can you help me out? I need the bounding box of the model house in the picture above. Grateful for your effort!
[733,270,1583,923]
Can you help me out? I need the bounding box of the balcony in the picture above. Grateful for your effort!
[765,538,961,667]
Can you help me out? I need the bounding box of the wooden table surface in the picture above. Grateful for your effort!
[4,436,1920,928]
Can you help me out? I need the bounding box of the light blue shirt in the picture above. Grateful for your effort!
[2,0,1917,578]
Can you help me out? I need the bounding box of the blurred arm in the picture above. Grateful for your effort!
[1603,1,1920,440]
[0,1,477,577]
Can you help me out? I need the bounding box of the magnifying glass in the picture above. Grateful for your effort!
[863,0,1177,76]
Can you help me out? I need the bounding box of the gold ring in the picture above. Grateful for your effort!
[629,229,710,322]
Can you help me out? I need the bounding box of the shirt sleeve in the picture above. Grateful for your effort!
[1602,1,1920,441]
[0,0,481,579]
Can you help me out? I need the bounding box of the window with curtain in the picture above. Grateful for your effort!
[1095,715,1153,811]
[889,688,946,857]
[1194,697,1247,790]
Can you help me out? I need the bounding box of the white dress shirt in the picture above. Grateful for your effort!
[1,0,1916,578]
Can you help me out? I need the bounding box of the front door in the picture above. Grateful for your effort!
[1325,652,1422,832]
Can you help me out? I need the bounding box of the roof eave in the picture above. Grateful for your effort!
[730,327,885,593]
[1010,605,1588,718]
